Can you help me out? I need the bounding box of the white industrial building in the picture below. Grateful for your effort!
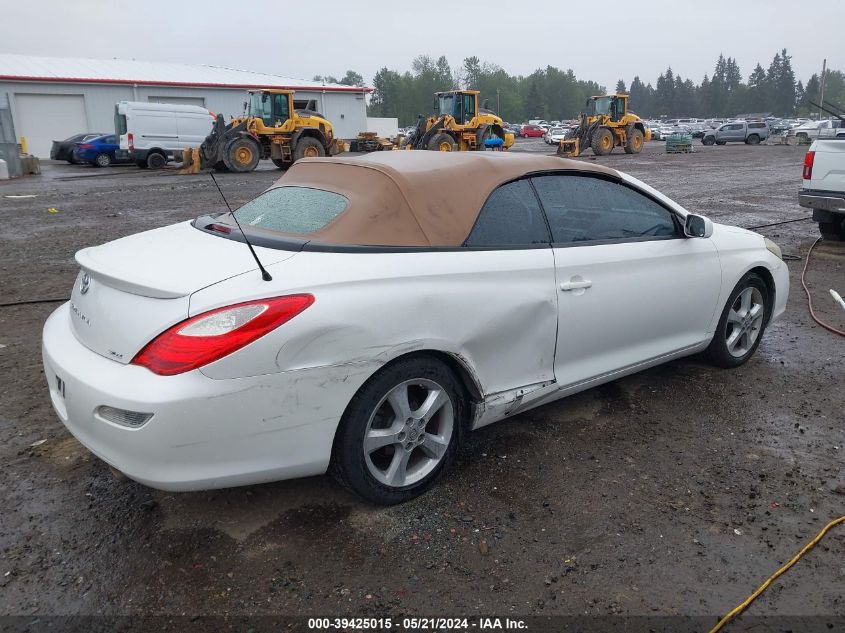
[0,54,371,158]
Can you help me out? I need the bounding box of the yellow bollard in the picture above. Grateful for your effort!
[20,136,27,155]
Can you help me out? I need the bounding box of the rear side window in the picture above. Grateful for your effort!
[464,179,550,247]
[749,123,766,129]
[531,175,678,244]
[234,186,348,234]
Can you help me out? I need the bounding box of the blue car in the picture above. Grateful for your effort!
[74,134,131,167]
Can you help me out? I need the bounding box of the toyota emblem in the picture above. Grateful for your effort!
[80,273,91,295]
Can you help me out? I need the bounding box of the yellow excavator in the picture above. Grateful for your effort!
[557,93,650,157]
[403,90,514,151]
[181,89,343,173]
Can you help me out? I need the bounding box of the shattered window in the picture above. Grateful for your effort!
[464,179,550,247]
[234,186,348,234]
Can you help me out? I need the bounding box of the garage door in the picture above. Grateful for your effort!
[14,94,88,158]
[148,96,206,107]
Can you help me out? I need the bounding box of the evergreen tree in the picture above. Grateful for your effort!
[747,63,768,113]
[616,79,627,92]
[526,77,546,119]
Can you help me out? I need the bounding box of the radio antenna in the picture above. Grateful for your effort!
[209,172,272,281]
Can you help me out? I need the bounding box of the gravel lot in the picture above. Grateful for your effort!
[1,140,843,627]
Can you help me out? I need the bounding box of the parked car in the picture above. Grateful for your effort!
[543,127,568,144]
[50,133,106,163]
[790,119,845,142]
[520,124,546,137]
[702,121,769,145]
[799,139,845,240]
[42,151,788,504]
[115,101,215,169]
[689,123,708,138]
[74,134,132,168]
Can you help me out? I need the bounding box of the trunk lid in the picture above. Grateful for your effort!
[70,221,296,364]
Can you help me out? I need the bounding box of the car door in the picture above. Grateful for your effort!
[531,173,722,388]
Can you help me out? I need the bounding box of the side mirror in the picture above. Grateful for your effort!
[684,214,713,238]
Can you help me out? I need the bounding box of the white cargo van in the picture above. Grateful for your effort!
[115,101,215,169]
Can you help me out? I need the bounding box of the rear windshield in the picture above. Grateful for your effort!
[114,107,127,135]
[234,186,348,234]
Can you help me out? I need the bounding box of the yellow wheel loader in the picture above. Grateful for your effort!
[403,90,514,151]
[181,89,342,173]
[557,93,650,158]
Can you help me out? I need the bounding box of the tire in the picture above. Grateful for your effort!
[223,138,260,172]
[702,136,715,146]
[796,133,807,142]
[624,128,644,154]
[705,273,770,368]
[427,132,458,152]
[293,137,325,161]
[746,134,760,145]
[146,152,167,169]
[715,140,727,145]
[272,158,291,170]
[818,220,845,241]
[330,355,465,505]
[590,127,614,156]
[94,153,112,168]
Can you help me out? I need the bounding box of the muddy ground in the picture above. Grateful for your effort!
[0,140,843,628]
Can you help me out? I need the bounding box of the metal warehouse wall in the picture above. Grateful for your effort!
[0,81,368,157]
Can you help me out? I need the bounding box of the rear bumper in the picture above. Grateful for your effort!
[41,303,352,491]
[799,190,845,216]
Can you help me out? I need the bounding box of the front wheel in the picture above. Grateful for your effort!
[591,127,614,155]
[428,133,457,152]
[705,273,769,368]
[331,355,464,505]
[223,138,260,172]
[702,136,715,146]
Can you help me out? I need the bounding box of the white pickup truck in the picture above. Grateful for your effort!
[799,139,845,240]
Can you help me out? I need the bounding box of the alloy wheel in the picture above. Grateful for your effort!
[363,379,454,488]
[725,287,765,358]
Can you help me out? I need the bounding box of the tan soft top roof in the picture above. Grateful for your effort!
[271,151,621,247]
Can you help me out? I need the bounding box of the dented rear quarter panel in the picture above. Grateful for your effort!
[191,249,559,404]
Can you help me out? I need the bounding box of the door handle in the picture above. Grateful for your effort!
[560,279,592,291]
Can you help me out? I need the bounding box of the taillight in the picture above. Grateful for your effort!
[78,143,94,149]
[128,133,134,151]
[803,150,815,180]
[131,294,314,376]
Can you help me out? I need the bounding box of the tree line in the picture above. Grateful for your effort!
[320,49,844,125]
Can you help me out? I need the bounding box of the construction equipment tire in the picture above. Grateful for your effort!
[293,137,325,161]
[624,128,644,154]
[591,127,614,156]
[223,138,260,172]
[428,133,458,152]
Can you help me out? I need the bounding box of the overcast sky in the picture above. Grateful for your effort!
[1,0,839,89]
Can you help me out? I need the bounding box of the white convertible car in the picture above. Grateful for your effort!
[43,152,787,504]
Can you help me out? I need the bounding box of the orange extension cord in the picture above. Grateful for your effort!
[801,237,845,337]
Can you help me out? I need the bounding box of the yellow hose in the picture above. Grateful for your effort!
[708,514,845,633]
